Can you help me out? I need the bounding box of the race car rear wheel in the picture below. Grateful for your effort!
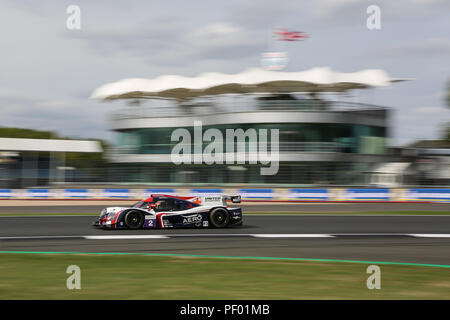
[124,210,144,229]
[209,208,230,228]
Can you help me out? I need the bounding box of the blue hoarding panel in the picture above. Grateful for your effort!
[103,189,130,198]
[0,189,11,198]
[344,188,390,200]
[406,189,450,201]
[289,189,329,200]
[239,189,273,199]
[28,189,49,198]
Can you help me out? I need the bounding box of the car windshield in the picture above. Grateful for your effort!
[132,201,152,209]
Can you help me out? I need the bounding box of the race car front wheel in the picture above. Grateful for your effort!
[209,208,230,228]
[124,210,144,229]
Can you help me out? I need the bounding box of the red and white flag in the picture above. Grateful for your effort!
[273,28,308,41]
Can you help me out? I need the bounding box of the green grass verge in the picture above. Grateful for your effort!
[0,210,449,217]
[0,253,449,299]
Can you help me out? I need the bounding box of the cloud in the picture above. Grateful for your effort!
[376,38,450,59]
[414,106,448,113]
[312,0,362,18]
[68,20,263,65]
[0,94,112,139]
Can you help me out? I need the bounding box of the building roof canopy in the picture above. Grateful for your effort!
[91,67,407,101]
[0,138,102,153]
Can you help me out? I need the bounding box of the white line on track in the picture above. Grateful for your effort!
[251,234,334,238]
[408,234,450,238]
[0,235,81,239]
[79,233,450,239]
[1,233,450,240]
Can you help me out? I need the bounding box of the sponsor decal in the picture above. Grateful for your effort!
[204,196,221,202]
[203,221,209,227]
[182,214,203,224]
[162,218,173,228]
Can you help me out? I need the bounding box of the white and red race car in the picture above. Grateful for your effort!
[93,194,242,229]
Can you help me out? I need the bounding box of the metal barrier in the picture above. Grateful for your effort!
[112,100,387,120]
[0,188,448,202]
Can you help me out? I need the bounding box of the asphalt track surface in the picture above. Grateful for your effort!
[1,213,450,265]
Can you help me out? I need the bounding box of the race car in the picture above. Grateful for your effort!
[93,194,242,229]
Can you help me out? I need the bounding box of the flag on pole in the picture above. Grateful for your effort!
[273,28,308,41]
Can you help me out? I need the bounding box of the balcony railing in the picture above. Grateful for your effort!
[109,141,344,155]
[111,99,387,120]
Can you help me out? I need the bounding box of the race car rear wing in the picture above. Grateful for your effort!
[198,195,241,206]
[223,195,241,203]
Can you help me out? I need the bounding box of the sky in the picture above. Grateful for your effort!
[0,0,449,146]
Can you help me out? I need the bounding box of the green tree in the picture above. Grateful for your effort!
[446,78,450,108]
[446,79,450,141]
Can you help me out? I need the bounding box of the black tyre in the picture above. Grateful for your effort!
[124,210,144,229]
[209,208,230,228]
